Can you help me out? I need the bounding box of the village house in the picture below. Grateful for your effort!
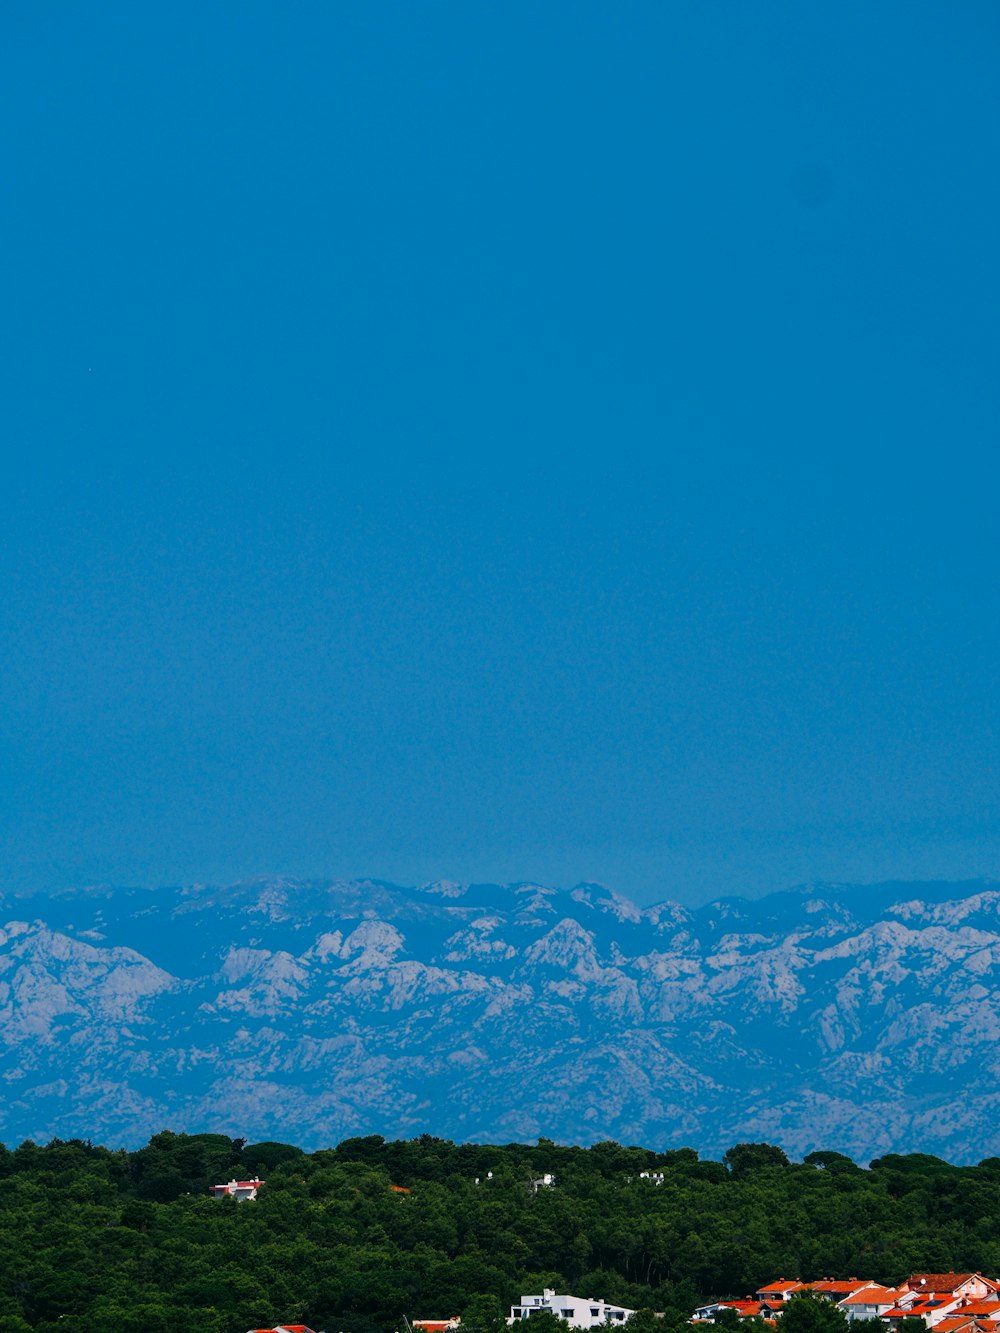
[697,1273,1000,1327]
[210,1176,264,1201]
[907,1279,1000,1304]
[933,1320,1000,1333]
[839,1286,908,1322]
[755,1283,805,1306]
[413,1320,462,1332]
[247,1326,318,1333]
[884,1276,1000,1327]
[509,1290,635,1328]
[693,1301,768,1322]
[885,1296,965,1326]
[948,1304,1000,1322]
[809,1282,876,1303]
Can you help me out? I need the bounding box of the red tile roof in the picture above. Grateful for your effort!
[840,1288,905,1306]
[249,1325,317,1333]
[909,1277,980,1294]
[887,1299,960,1320]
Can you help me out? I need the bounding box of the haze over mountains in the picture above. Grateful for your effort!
[1,877,998,1162]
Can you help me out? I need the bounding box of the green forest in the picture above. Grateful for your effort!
[2,1132,1000,1333]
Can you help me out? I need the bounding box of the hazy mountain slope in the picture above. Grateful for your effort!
[1,877,998,1161]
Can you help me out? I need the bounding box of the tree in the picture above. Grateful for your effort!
[625,1310,663,1333]
[723,1144,791,1178]
[713,1308,743,1332]
[849,1321,888,1333]
[803,1152,859,1174]
[242,1141,306,1174]
[894,1320,929,1333]
[516,1313,564,1333]
[462,1293,507,1333]
[777,1293,849,1333]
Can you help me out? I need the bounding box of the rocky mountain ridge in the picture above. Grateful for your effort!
[1,877,999,1161]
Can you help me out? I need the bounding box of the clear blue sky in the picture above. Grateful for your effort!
[2,3,997,905]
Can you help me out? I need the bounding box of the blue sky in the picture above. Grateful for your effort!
[2,3,997,904]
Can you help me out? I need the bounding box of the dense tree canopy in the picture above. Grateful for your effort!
[776,1294,848,1333]
[0,1133,998,1332]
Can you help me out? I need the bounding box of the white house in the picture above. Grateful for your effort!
[885,1296,964,1327]
[531,1174,556,1193]
[246,1325,317,1332]
[883,1277,1000,1329]
[692,1301,766,1322]
[210,1177,263,1202]
[808,1282,876,1303]
[905,1278,1000,1303]
[509,1290,635,1329]
[839,1287,907,1322]
[755,1282,804,1305]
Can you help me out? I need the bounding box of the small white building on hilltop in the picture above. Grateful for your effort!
[210,1177,263,1202]
[509,1290,635,1329]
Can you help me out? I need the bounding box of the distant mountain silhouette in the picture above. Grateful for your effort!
[2,876,999,1160]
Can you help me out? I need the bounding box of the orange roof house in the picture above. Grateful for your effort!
[211,1176,264,1202]
[692,1300,771,1323]
[841,1287,904,1304]
[886,1297,964,1327]
[810,1282,875,1299]
[907,1279,1000,1301]
[247,1326,318,1333]
[756,1283,804,1303]
[840,1286,908,1319]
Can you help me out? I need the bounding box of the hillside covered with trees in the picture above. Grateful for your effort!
[3,1133,1000,1333]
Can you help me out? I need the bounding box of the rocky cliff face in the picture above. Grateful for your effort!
[2,877,999,1161]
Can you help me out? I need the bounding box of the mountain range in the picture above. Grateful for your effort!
[2,876,999,1162]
